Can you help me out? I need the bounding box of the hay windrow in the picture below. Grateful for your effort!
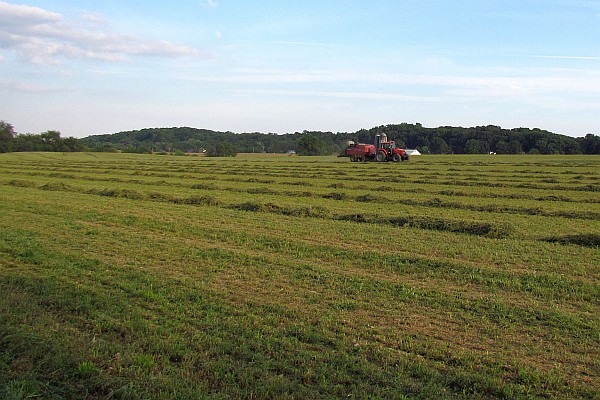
[544,234,600,248]
[336,213,513,238]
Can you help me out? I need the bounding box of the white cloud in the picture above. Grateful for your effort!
[0,1,200,65]
[80,11,106,25]
[200,0,218,9]
[0,79,50,93]
[234,88,439,103]
[0,1,61,25]
[180,67,600,98]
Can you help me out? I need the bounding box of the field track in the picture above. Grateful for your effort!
[1,152,599,399]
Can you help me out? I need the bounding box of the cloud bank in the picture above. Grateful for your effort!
[0,1,200,64]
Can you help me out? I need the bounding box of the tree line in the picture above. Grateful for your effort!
[2,120,599,155]
[0,121,84,153]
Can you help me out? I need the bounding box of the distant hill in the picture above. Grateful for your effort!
[80,124,600,155]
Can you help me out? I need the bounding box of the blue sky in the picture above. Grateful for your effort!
[1,0,598,138]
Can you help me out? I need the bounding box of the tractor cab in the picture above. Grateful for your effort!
[380,141,396,151]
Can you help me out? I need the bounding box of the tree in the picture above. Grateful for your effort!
[13,134,44,151]
[208,142,237,157]
[418,145,430,154]
[429,136,450,154]
[581,134,600,154]
[62,137,84,152]
[297,134,328,156]
[0,121,15,153]
[465,139,481,154]
[535,138,550,154]
[41,130,62,151]
[494,139,509,154]
[394,138,406,148]
[508,140,523,154]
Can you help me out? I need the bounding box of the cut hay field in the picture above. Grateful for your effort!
[0,152,598,399]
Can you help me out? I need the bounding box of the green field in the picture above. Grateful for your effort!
[1,152,598,399]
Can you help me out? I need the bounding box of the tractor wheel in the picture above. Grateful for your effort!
[356,156,363,162]
[350,156,356,162]
[376,151,386,162]
[392,154,401,162]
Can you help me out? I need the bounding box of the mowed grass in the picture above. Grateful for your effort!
[0,152,598,399]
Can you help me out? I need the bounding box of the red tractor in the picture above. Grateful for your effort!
[343,133,409,162]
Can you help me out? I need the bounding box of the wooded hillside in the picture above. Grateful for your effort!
[2,120,599,154]
[79,123,600,155]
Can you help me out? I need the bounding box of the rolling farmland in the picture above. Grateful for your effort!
[0,152,599,399]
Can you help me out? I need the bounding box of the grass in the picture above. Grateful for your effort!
[0,152,599,399]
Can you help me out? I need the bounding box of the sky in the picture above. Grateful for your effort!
[0,0,599,138]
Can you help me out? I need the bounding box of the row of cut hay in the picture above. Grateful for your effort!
[7,170,597,220]
[3,179,512,238]
[4,161,600,198]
